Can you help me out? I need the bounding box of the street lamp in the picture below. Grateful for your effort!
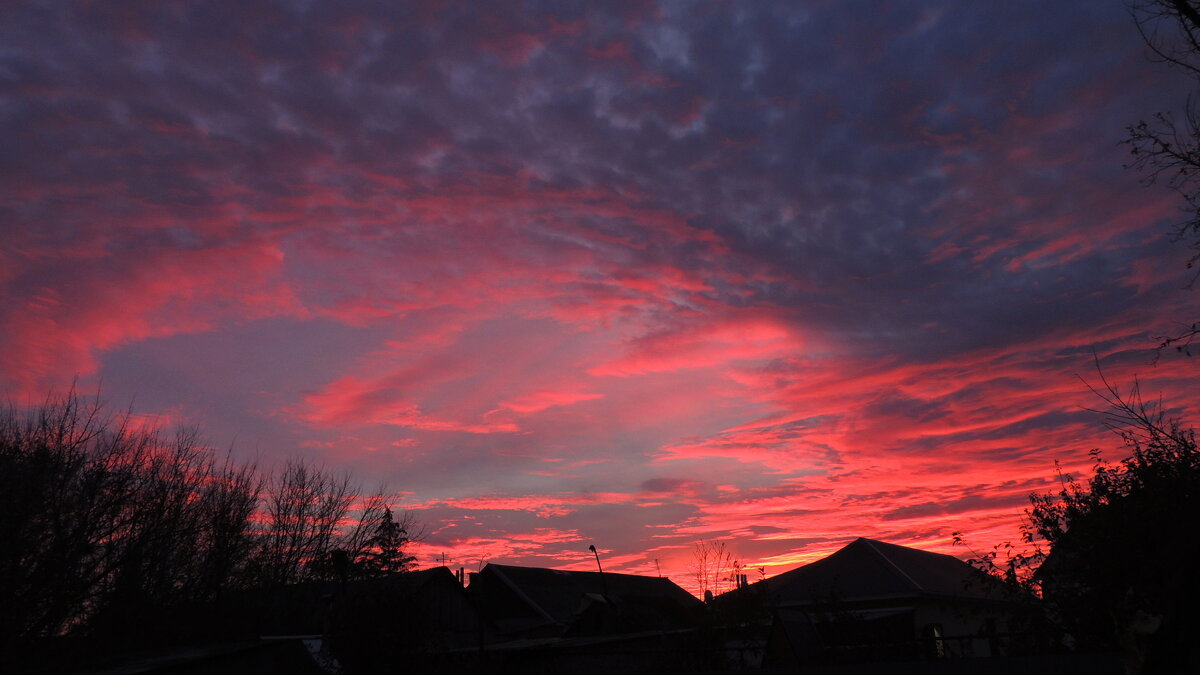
[588,544,609,601]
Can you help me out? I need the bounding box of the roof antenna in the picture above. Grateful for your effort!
[588,544,610,601]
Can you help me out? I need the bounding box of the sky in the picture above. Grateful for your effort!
[3,0,1199,592]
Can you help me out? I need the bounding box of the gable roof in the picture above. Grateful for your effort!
[472,563,702,635]
[765,537,1004,606]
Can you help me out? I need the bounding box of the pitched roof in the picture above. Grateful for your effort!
[335,565,462,602]
[473,563,702,635]
[764,537,1004,606]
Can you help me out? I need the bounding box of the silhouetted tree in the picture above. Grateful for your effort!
[0,392,114,645]
[355,506,417,576]
[337,491,388,577]
[950,532,1044,601]
[1026,375,1199,673]
[0,390,423,671]
[248,461,426,586]
[193,456,263,598]
[690,540,737,599]
[251,458,357,586]
[1127,1,1200,353]
[0,391,261,659]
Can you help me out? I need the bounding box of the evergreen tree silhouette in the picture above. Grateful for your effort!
[357,507,414,576]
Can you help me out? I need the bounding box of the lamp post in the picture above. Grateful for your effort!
[588,544,610,601]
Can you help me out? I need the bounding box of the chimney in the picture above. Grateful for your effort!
[468,571,479,588]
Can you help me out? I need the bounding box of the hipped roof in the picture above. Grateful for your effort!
[765,537,1005,606]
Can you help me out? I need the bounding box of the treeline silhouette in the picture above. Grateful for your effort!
[0,391,416,667]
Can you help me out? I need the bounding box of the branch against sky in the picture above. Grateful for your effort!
[1127,0,1200,352]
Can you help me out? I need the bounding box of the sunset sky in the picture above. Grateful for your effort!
[4,0,1199,589]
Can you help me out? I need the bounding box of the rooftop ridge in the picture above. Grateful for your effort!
[484,565,561,626]
[857,538,923,594]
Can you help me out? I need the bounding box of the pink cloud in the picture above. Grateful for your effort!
[298,376,521,433]
[406,491,633,517]
[589,313,806,377]
[0,240,303,397]
[497,389,605,414]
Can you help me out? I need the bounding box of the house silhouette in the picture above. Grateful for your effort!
[722,537,1037,667]
[467,563,702,640]
[763,537,1008,606]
